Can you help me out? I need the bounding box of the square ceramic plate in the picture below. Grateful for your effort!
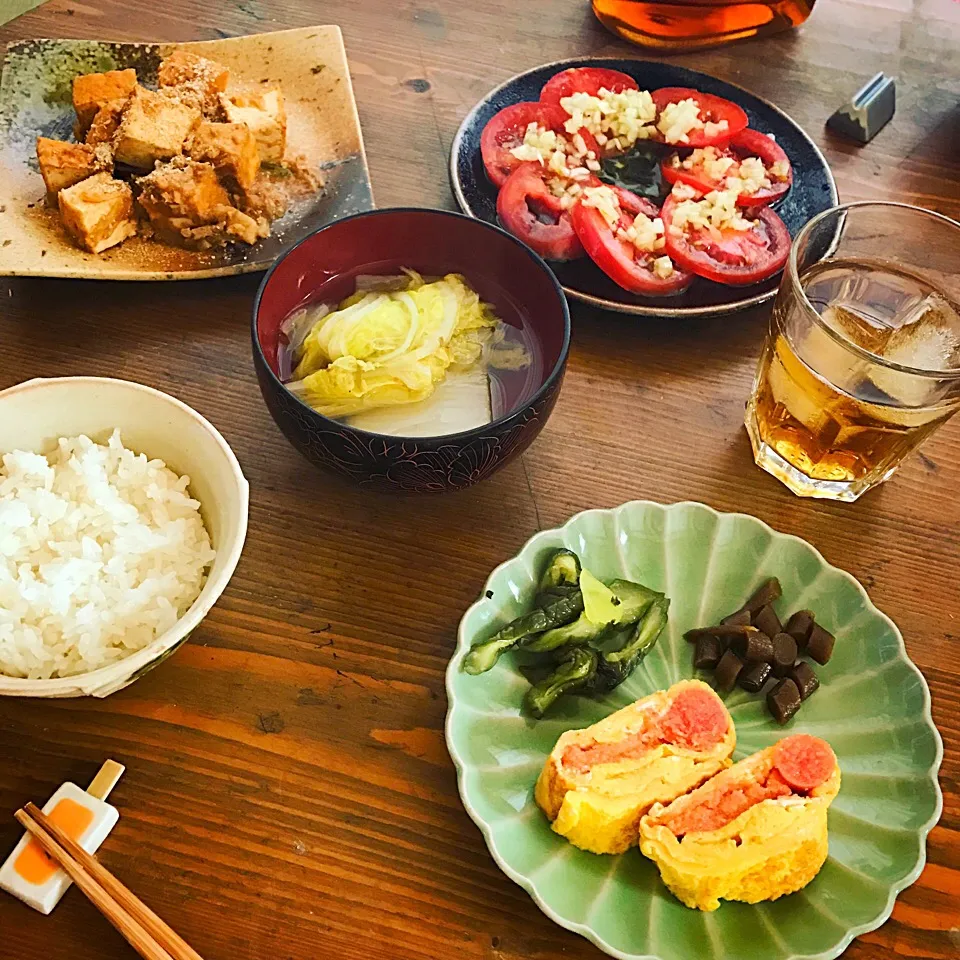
[0,26,374,279]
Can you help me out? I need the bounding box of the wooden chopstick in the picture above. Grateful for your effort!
[16,803,204,960]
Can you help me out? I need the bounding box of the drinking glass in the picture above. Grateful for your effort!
[745,201,960,502]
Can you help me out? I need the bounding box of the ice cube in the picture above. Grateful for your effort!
[870,295,960,405]
[766,340,834,436]
[881,295,960,372]
[820,303,892,353]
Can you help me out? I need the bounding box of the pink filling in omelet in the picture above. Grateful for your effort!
[562,687,729,773]
[662,734,836,837]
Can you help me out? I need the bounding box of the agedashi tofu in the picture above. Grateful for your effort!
[188,121,260,190]
[113,87,200,169]
[85,98,129,148]
[138,157,266,247]
[72,68,137,134]
[158,50,229,115]
[36,137,98,200]
[220,88,286,162]
[138,157,230,225]
[57,173,137,253]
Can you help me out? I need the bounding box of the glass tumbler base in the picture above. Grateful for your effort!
[744,400,895,502]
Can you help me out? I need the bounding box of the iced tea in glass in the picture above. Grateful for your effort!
[746,202,960,501]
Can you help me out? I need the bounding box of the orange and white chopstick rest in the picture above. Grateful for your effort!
[0,760,124,913]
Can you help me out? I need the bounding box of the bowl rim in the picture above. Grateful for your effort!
[444,499,944,960]
[0,376,250,697]
[251,206,572,445]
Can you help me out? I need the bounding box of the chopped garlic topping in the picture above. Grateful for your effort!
[614,213,668,257]
[676,147,781,196]
[547,176,585,211]
[734,156,770,196]
[657,98,703,144]
[668,188,754,236]
[582,184,670,259]
[581,184,622,229]
[703,120,729,141]
[559,88,657,150]
[510,122,592,179]
[770,159,790,180]
[671,182,699,201]
[653,256,675,278]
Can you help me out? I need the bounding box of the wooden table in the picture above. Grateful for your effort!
[1,1,958,958]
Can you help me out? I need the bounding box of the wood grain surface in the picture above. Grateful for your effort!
[1,1,958,958]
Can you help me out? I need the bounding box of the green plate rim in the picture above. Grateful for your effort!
[444,499,944,960]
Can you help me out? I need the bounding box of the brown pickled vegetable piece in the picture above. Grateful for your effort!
[694,635,723,670]
[685,623,754,641]
[784,610,815,649]
[732,629,774,663]
[753,604,782,638]
[767,678,802,725]
[789,661,820,700]
[807,623,836,664]
[714,649,745,693]
[721,609,752,627]
[772,633,798,677]
[742,577,782,614]
[739,660,772,693]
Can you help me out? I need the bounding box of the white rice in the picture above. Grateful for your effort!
[0,430,215,680]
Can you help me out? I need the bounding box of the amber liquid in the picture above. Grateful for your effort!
[746,258,960,499]
[751,334,952,486]
[593,0,815,51]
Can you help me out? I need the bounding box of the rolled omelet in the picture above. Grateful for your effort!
[639,734,841,911]
[535,679,735,854]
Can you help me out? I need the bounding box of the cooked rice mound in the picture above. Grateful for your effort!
[0,430,215,679]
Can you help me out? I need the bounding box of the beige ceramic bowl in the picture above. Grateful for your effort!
[0,377,249,698]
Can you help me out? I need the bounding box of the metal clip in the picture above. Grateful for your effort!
[827,72,896,144]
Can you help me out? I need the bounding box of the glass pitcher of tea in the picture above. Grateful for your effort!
[593,0,816,51]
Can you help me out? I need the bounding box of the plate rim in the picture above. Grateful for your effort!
[0,26,374,281]
[444,498,944,960]
[448,56,839,318]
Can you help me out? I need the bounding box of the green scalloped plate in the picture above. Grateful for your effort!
[445,501,942,960]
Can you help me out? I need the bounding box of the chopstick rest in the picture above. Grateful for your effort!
[827,72,896,143]
[0,759,124,914]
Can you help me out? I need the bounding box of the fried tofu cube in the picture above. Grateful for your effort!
[113,87,200,170]
[187,121,260,190]
[137,156,231,229]
[137,157,267,247]
[85,98,129,148]
[158,50,229,116]
[72,69,137,135]
[36,137,98,200]
[58,173,137,253]
[220,88,286,162]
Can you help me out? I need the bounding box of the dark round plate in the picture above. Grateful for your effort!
[450,57,838,318]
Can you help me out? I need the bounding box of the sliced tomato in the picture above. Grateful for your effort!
[728,129,792,206]
[540,67,638,106]
[651,87,748,147]
[497,162,584,261]
[661,194,790,285]
[661,129,792,207]
[480,101,568,189]
[571,185,693,295]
